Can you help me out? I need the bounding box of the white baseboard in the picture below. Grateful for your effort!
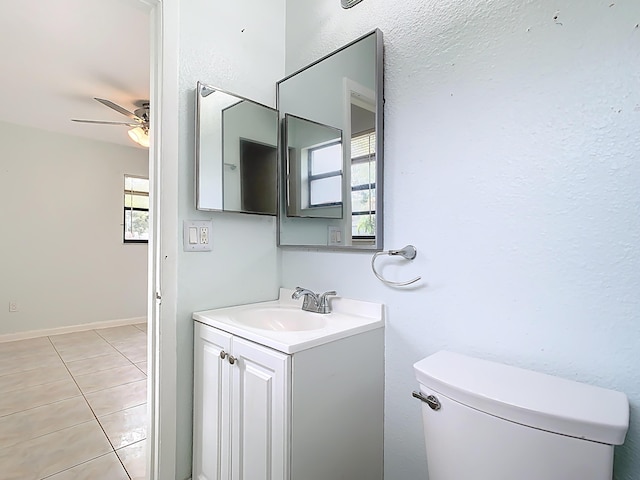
[0,316,147,343]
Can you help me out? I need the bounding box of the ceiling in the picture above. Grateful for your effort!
[0,0,150,149]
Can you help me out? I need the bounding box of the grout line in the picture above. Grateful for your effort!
[50,347,125,365]
[0,379,80,413]
[77,377,148,397]
[0,326,146,479]
[0,387,82,420]
[46,332,138,479]
[0,417,95,454]
[0,393,83,422]
[65,349,132,373]
[94,330,147,367]
[0,420,114,479]
[72,362,146,379]
[133,360,147,376]
[0,351,65,379]
[39,451,126,479]
[47,335,108,426]
[115,439,149,480]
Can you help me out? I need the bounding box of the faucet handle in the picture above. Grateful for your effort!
[318,291,337,313]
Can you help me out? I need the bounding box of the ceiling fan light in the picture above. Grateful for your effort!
[128,126,149,148]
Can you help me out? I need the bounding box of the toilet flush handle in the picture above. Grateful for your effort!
[412,391,441,411]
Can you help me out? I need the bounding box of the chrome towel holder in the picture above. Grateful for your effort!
[371,245,422,287]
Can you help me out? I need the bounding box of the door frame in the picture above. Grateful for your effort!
[142,0,179,478]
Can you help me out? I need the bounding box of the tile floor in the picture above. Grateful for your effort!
[0,323,148,480]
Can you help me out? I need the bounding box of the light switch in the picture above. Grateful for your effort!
[328,226,343,246]
[189,227,198,244]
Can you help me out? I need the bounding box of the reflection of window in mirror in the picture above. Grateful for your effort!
[308,141,342,207]
[284,114,343,219]
[347,93,376,244]
[351,130,376,240]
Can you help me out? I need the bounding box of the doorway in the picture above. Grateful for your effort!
[0,0,167,477]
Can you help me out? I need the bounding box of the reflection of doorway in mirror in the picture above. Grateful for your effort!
[343,78,376,246]
[239,139,277,215]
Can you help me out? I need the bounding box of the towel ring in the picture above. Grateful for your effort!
[371,245,422,287]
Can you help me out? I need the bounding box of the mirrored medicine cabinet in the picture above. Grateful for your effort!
[195,82,278,215]
[195,29,384,251]
[278,29,383,250]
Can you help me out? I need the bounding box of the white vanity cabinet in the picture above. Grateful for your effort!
[192,307,384,480]
[193,322,289,480]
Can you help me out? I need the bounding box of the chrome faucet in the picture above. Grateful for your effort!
[292,287,337,314]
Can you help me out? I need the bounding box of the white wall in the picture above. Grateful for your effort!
[282,1,640,479]
[0,121,149,335]
[175,1,285,478]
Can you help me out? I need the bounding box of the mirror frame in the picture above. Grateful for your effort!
[195,81,278,215]
[276,29,384,251]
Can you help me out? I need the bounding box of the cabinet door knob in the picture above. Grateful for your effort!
[220,350,227,360]
[228,355,237,365]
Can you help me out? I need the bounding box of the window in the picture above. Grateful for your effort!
[308,141,342,207]
[124,175,149,243]
[351,131,376,238]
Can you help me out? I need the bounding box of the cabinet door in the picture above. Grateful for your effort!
[193,322,233,480]
[230,337,290,480]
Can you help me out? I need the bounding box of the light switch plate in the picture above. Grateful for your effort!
[183,220,213,251]
[328,226,343,246]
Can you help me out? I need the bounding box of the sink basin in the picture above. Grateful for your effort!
[193,289,384,353]
[233,307,326,331]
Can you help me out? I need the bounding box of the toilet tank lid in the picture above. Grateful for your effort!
[413,351,629,445]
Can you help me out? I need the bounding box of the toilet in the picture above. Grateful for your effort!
[413,351,629,480]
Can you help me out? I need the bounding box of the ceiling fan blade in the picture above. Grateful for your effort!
[94,97,141,121]
[72,119,141,127]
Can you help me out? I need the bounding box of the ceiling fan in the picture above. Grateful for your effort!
[72,98,150,147]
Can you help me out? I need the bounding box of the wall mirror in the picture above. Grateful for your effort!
[195,82,278,215]
[277,29,383,249]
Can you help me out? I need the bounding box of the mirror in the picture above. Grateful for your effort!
[195,82,278,215]
[284,114,343,219]
[277,29,383,249]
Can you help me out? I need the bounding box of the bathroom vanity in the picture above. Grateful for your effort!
[192,289,384,480]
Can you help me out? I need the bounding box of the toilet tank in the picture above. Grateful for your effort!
[413,351,629,480]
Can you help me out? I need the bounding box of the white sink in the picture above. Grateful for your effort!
[193,288,384,354]
[233,306,327,331]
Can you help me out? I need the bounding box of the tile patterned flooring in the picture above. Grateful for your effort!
[0,324,148,479]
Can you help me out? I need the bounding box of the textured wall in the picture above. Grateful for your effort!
[0,121,149,336]
[175,0,285,477]
[282,1,640,478]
